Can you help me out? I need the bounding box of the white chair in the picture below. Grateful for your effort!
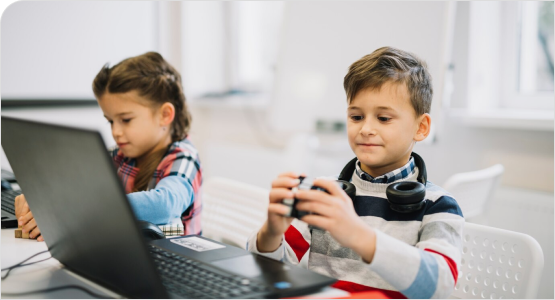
[443,164,504,220]
[201,177,269,249]
[451,222,544,299]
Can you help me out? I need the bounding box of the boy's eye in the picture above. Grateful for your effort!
[122,118,132,123]
[350,115,363,121]
[378,116,391,122]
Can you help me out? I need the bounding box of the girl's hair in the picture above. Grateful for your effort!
[92,52,191,192]
[343,46,432,116]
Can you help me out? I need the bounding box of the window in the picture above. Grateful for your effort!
[464,1,553,130]
[518,1,554,93]
[230,2,284,93]
[180,2,284,99]
[499,1,554,110]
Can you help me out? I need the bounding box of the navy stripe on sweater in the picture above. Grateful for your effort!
[353,195,463,221]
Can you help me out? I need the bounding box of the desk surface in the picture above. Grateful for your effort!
[1,228,353,299]
[1,228,121,299]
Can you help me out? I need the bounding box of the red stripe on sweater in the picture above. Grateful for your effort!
[332,280,406,299]
[284,226,310,262]
[424,248,458,284]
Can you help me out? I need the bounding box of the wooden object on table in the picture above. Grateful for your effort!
[14,225,30,239]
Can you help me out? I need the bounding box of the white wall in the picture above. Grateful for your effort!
[1,1,158,99]
[269,2,448,132]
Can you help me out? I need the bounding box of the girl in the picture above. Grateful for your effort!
[15,52,202,241]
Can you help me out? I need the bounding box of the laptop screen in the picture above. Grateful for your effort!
[1,116,167,298]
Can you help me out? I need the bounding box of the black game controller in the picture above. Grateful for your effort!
[282,176,339,219]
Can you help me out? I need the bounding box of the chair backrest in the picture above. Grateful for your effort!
[201,177,269,249]
[452,222,544,299]
[443,164,504,219]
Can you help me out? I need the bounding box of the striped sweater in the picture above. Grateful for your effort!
[247,168,464,298]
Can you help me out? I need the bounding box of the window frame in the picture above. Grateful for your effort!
[501,1,554,110]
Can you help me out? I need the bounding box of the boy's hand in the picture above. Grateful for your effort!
[257,172,302,252]
[294,179,376,262]
[14,194,44,241]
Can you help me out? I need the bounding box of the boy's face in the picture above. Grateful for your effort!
[98,91,170,164]
[347,82,428,178]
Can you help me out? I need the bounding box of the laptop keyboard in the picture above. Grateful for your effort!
[1,190,20,215]
[148,245,272,299]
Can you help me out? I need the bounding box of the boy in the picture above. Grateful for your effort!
[247,47,463,299]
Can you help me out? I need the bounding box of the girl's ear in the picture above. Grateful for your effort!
[159,102,175,127]
[414,113,431,142]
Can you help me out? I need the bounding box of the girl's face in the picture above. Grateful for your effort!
[98,90,172,165]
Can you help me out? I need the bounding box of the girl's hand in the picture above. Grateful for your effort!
[14,194,44,241]
[294,179,376,262]
[14,194,29,219]
[257,172,302,252]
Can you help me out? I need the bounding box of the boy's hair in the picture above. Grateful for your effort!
[343,46,433,115]
[92,52,191,192]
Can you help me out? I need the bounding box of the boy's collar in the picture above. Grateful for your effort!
[355,157,416,184]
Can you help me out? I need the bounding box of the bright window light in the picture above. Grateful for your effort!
[518,1,554,93]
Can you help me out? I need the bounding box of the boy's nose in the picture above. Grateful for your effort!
[360,120,376,136]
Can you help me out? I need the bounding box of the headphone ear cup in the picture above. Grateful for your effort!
[337,180,356,201]
[386,181,426,213]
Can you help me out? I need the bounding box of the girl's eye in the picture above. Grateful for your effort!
[350,115,363,121]
[378,116,391,122]
[122,118,132,123]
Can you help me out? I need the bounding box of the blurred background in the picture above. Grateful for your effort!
[1,1,553,297]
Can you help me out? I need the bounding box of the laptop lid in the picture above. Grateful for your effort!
[1,116,167,298]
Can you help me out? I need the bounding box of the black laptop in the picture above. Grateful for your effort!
[1,169,20,228]
[1,116,335,299]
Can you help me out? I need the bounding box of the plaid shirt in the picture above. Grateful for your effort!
[355,156,416,183]
[110,137,202,235]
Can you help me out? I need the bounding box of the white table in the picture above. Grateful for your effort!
[1,228,121,299]
[1,228,348,299]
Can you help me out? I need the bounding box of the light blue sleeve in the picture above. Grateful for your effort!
[126,176,194,225]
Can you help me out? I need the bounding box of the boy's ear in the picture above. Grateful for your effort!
[159,102,176,127]
[414,113,431,142]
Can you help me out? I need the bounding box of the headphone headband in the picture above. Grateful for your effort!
[338,157,358,182]
[410,152,427,185]
[338,152,427,185]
